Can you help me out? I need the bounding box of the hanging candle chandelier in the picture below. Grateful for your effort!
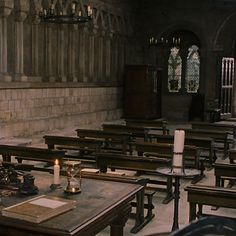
[39,0,93,24]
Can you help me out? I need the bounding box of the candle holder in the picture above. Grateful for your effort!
[50,183,61,190]
[64,160,82,194]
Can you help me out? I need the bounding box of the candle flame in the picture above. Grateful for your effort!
[55,159,59,165]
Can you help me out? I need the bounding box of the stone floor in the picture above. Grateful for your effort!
[1,121,236,236]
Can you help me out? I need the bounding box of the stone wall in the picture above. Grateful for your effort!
[0,85,122,138]
[0,0,138,138]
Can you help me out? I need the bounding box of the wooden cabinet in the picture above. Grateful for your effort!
[124,65,162,119]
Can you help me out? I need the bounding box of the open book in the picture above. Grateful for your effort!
[2,195,76,223]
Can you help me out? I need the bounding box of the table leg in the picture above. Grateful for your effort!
[110,205,131,236]
[171,176,180,232]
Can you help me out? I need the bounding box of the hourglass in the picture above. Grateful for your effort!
[64,160,82,194]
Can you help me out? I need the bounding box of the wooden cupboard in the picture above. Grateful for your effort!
[124,65,162,119]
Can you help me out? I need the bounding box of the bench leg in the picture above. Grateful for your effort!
[130,190,156,233]
[162,176,174,204]
[130,189,145,233]
[189,202,196,222]
[191,158,205,184]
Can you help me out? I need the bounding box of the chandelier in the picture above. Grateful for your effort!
[149,36,181,47]
[39,0,93,24]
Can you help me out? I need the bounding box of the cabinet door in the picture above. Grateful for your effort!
[124,65,162,119]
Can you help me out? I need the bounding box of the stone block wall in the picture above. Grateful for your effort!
[0,86,122,138]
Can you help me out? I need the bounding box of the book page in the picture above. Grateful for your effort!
[30,198,67,209]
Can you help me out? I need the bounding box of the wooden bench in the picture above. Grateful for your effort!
[132,141,203,184]
[214,149,236,189]
[149,134,215,166]
[184,128,230,158]
[75,128,132,154]
[192,121,235,147]
[0,144,65,170]
[43,135,104,167]
[229,149,236,163]
[214,162,236,188]
[125,119,169,135]
[185,185,236,221]
[95,152,174,204]
[191,121,236,134]
[102,124,151,141]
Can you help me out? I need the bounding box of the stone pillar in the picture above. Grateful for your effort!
[57,25,66,82]
[14,11,28,81]
[79,26,88,82]
[98,29,106,82]
[68,25,78,82]
[88,26,95,82]
[31,16,41,81]
[93,25,99,83]
[0,1,13,82]
[118,35,125,82]
[44,24,54,82]
[105,31,113,81]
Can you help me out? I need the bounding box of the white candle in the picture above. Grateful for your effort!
[172,130,185,173]
[53,159,60,185]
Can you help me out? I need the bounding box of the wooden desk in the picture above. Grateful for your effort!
[96,152,173,204]
[0,173,143,236]
[185,185,236,222]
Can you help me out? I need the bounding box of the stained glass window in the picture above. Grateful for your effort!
[168,47,182,92]
[185,45,200,93]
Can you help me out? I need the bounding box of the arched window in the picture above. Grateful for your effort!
[185,45,200,93]
[166,31,201,93]
[168,47,182,92]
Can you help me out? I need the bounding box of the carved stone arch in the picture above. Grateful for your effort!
[213,11,236,55]
[158,21,206,50]
[29,0,42,23]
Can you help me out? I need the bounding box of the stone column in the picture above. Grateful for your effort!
[57,25,66,82]
[14,11,28,81]
[0,2,13,82]
[93,25,99,83]
[105,31,113,82]
[79,26,88,82]
[31,17,41,81]
[88,26,95,82]
[118,35,125,83]
[98,29,106,82]
[44,24,54,82]
[68,25,78,82]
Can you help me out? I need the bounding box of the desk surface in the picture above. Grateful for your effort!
[0,172,143,236]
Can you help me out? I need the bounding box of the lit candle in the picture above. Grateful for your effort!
[54,159,60,185]
[72,3,76,10]
[172,130,185,173]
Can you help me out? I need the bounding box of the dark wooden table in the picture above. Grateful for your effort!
[0,172,143,236]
